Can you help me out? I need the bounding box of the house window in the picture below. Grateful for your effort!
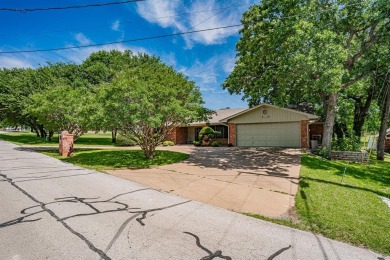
[214,125,228,138]
[195,125,228,141]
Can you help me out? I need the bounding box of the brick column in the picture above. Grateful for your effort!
[228,123,236,146]
[59,131,74,157]
[300,120,309,148]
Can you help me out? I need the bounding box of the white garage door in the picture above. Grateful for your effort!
[236,122,300,147]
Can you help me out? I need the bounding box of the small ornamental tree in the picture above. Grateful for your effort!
[198,126,221,145]
[98,53,209,159]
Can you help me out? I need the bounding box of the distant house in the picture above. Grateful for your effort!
[367,128,390,151]
[167,104,321,148]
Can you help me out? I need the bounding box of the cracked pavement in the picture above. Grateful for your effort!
[0,140,387,260]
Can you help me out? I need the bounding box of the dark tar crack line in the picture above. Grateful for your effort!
[0,189,150,226]
[136,212,147,226]
[0,210,44,228]
[104,200,191,254]
[129,200,191,226]
[0,172,111,260]
[183,232,232,260]
[267,245,292,260]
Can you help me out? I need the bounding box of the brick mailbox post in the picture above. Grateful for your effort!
[59,131,74,157]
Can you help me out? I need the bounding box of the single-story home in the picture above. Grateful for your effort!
[167,104,322,148]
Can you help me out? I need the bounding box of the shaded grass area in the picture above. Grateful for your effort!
[246,155,390,255]
[0,132,58,146]
[41,149,189,171]
[0,132,114,146]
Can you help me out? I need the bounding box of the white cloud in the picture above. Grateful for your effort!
[182,51,236,87]
[222,56,236,73]
[74,33,93,45]
[184,0,242,47]
[136,0,253,48]
[183,58,219,86]
[136,0,185,30]
[111,20,120,31]
[0,56,33,69]
[159,52,177,67]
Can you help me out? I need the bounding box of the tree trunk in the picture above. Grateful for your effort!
[47,131,54,141]
[38,124,47,138]
[322,92,338,154]
[352,91,374,138]
[142,144,155,159]
[28,122,40,137]
[334,121,347,139]
[33,126,40,137]
[111,129,117,143]
[377,84,390,160]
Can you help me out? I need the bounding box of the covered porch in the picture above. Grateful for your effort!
[167,124,229,145]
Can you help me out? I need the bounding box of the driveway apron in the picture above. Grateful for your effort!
[109,146,301,217]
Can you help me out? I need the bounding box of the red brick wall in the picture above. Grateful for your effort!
[59,132,74,157]
[165,127,188,144]
[165,127,177,143]
[385,136,390,150]
[300,120,309,148]
[228,123,236,146]
[176,127,188,144]
[309,123,323,138]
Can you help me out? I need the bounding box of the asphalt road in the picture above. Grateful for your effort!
[0,140,387,260]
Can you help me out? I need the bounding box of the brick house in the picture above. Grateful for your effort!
[166,108,245,145]
[167,104,321,148]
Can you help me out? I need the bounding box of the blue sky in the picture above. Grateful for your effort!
[0,0,257,109]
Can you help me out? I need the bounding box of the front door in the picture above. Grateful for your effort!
[195,127,202,141]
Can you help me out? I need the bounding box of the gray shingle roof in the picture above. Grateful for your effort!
[189,108,246,126]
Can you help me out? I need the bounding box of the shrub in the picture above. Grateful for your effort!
[228,143,234,147]
[313,148,329,159]
[116,135,136,146]
[332,135,361,152]
[163,141,174,146]
[211,141,220,147]
[193,141,201,146]
[198,126,221,142]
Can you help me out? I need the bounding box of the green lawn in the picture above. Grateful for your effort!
[0,132,115,146]
[41,149,189,171]
[297,155,390,255]
[249,155,390,255]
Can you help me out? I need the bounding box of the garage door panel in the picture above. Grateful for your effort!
[237,122,300,147]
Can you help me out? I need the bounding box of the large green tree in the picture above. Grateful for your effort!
[27,85,96,140]
[0,62,90,139]
[0,68,46,137]
[98,53,208,159]
[224,0,389,152]
[82,50,136,142]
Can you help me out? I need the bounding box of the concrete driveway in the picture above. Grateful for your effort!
[108,146,301,217]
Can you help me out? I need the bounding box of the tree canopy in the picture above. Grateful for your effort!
[0,50,209,159]
[224,0,389,152]
[98,53,207,158]
[28,85,96,140]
